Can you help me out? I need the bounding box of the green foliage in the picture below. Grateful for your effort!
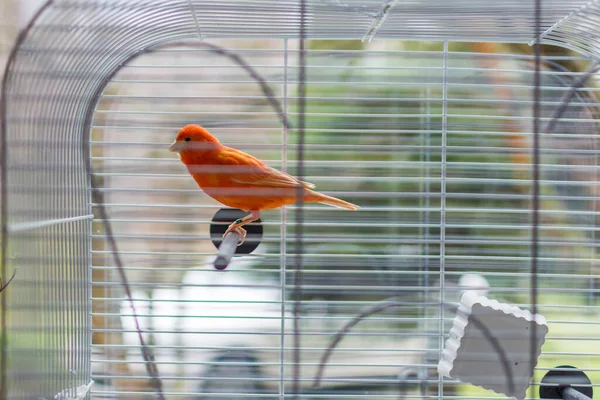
[274,44,598,304]
[309,40,366,51]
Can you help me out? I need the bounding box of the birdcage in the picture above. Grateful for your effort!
[2,0,600,399]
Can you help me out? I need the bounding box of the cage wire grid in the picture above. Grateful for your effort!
[2,0,600,399]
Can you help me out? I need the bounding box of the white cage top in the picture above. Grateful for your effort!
[38,0,598,47]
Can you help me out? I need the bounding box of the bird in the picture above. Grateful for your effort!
[169,124,359,244]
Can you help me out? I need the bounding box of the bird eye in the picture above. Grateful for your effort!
[185,137,191,142]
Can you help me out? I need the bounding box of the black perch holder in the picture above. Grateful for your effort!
[540,366,593,400]
[210,208,263,270]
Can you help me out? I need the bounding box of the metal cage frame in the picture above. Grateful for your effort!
[2,0,600,398]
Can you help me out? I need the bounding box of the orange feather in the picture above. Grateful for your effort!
[169,124,359,213]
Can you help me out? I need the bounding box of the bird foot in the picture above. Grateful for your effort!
[223,225,247,246]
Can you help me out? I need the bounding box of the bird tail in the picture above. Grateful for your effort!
[310,192,359,211]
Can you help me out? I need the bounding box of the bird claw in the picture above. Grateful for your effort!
[223,226,247,246]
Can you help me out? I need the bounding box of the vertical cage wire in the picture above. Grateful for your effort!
[280,37,290,399]
[531,0,543,395]
[438,39,449,400]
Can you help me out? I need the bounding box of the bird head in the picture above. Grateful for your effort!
[169,124,222,154]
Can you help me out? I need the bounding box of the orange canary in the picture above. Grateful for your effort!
[169,124,359,243]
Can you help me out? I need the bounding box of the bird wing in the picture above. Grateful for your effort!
[217,146,316,189]
[232,166,316,189]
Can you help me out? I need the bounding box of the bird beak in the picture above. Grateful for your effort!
[169,141,184,153]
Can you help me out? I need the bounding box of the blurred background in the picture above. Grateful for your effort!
[2,0,600,399]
